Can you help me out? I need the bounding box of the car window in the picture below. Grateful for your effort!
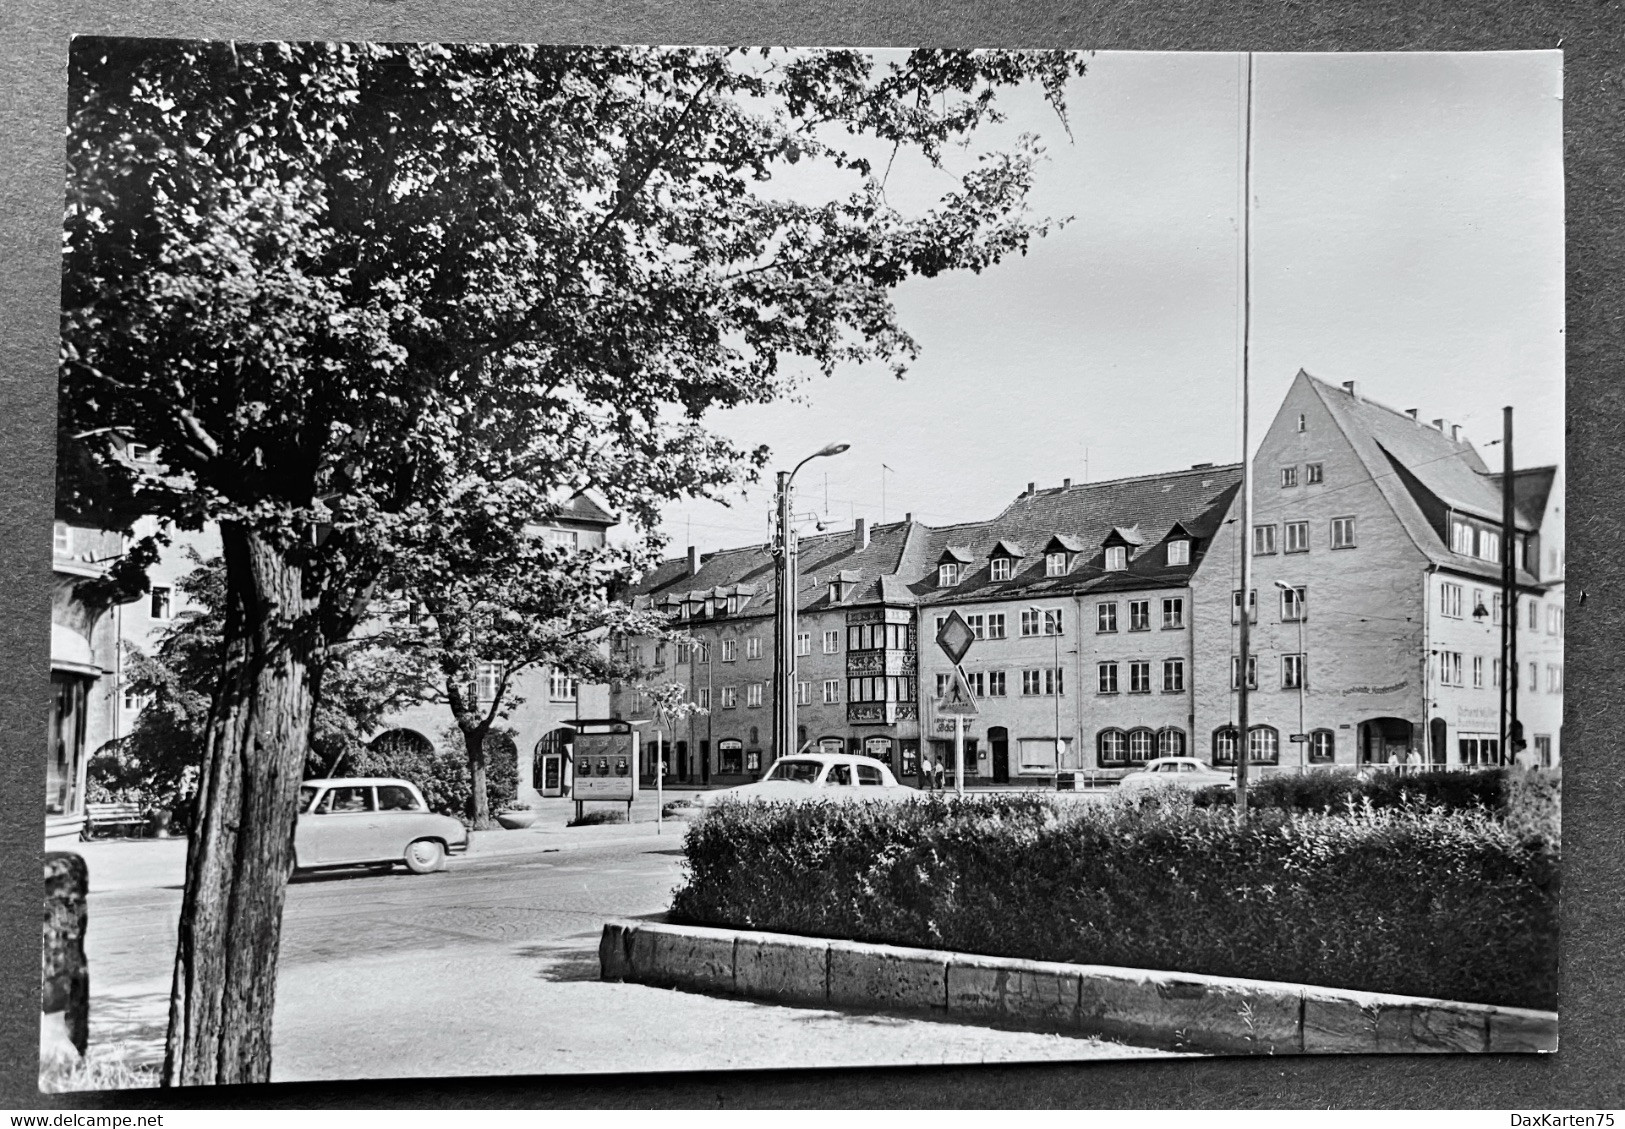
[825,764,853,786]
[298,785,319,814]
[1155,763,1173,773]
[767,759,822,783]
[855,764,884,786]
[317,786,374,814]
[1178,763,1197,773]
[377,785,423,811]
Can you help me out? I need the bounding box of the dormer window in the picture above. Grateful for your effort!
[1104,546,1127,572]
[1045,552,1067,577]
[938,563,960,587]
[990,558,1013,581]
[1166,540,1190,566]
[828,582,840,602]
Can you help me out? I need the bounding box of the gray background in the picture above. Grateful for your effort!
[2,0,1619,1109]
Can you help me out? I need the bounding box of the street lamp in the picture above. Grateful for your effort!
[773,443,850,765]
[1274,580,1306,773]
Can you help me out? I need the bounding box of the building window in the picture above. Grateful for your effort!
[1331,516,1356,549]
[1493,658,1503,688]
[1306,463,1323,485]
[1492,593,1504,625]
[1279,585,1306,622]
[1529,661,1538,691]
[822,680,840,704]
[747,683,763,707]
[547,528,579,553]
[1097,662,1119,694]
[1128,729,1155,763]
[1157,727,1187,757]
[935,672,953,698]
[721,686,738,708]
[1282,653,1306,689]
[697,687,711,710]
[1309,729,1335,763]
[1022,669,1064,696]
[697,643,711,664]
[1248,726,1281,764]
[1253,524,1277,555]
[1441,582,1463,619]
[1473,655,1485,688]
[985,613,1006,639]
[549,671,577,701]
[1162,598,1184,629]
[1548,606,1562,635]
[1097,729,1127,766]
[1232,589,1257,624]
[1166,539,1190,566]
[746,637,762,660]
[1296,412,1307,432]
[1126,600,1149,631]
[796,632,811,656]
[121,687,144,712]
[1284,521,1309,554]
[1128,661,1151,694]
[795,681,812,705]
[1045,552,1068,577]
[1534,734,1553,767]
[1044,608,1064,635]
[965,614,986,639]
[721,639,737,662]
[1104,545,1127,572]
[1547,664,1562,693]
[1021,609,1040,637]
[1281,466,1298,488]
[1450,519,1473,555]
[1097,602,1118,633]
[822,630,839,654]
[53,522,71,557]
[1479,529,1501,563]
[1162,658,1185,692]
[938,563,960,587]
[1527,600,1540,630]
[990,557,1013,582]
[1438,651,1463,686]
[1230,655,1258,690]
[965,671,985,697]
[1212,726,1240,765]
[476,661,500,704]
[150,586,172,620]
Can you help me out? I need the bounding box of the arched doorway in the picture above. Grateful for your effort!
[533,726,575,797]
[988,726,1010,783]
[1359,717,1413,767]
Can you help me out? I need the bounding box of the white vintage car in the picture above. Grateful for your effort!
[293,778,469,875]
[1115,757,1236,794]
[661,753,917,819]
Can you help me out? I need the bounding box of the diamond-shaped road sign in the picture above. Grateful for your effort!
[935,609,976,666]
[936,664,980,716]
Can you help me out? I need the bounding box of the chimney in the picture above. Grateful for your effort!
[1406,409,1418,420]
[904,512,912,523]
[1432,418,1446,431]
[854,517,869,549]
[1342,380,1359,398]
[686,545,700,576]
[1027,482,1035,495]
[1062,478,1072,489]
[1451,424,1462,442]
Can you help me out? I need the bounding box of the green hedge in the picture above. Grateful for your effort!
[672,793,1559,1010]
[1193,767,1510,813]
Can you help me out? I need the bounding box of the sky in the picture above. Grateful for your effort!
[643,50,1564,556]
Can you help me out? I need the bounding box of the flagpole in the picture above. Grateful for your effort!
[1236,51,1255,816]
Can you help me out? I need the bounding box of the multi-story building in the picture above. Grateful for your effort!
[618,517,923,785]
[616,370,1561,784]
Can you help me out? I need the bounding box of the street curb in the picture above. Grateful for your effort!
[598,921,1557,1055]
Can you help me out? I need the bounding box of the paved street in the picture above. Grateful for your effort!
[74,793,1166,1083]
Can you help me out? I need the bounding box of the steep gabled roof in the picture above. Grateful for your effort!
[555,491,617,527]
[1043,533,1087,554]
[1302,371,1543,586]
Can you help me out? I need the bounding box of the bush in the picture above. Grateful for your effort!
[672,793,1559,1010]
[568,809,627,827]
[347,727,518,824]
[1194,767,1531,821]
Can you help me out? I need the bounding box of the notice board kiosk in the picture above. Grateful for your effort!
[569,718,639,823]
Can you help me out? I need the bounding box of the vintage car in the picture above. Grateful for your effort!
[293,777,469,875]
[1114,757,1236,794]
[661,753,917,820]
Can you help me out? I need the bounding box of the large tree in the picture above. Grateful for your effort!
[60,39,1087,1084]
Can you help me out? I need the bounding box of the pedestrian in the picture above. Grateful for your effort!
[920,753,935,790]
[934,755,946,791]
[1406,748,1422,774]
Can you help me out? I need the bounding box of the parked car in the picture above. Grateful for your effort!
[1115,757,1236,794]
[293,778,469,875]
[661,753,916,819]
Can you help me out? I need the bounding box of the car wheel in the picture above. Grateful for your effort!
[403,839,445,874]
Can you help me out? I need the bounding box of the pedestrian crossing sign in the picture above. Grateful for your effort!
[936,665,979,716]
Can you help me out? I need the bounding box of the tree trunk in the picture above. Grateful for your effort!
[163,523,317,1087]
[461,722,491,828]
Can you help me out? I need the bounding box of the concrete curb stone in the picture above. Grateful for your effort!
[598,920,1557,1056]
